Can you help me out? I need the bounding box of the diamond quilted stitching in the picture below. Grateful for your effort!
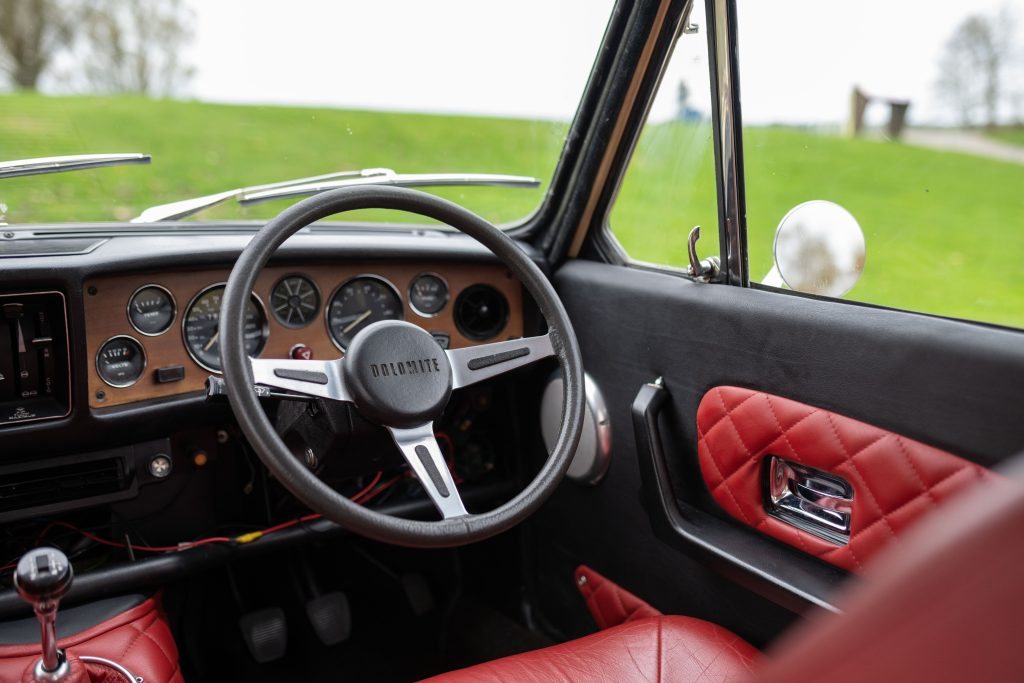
[697,386,995,573]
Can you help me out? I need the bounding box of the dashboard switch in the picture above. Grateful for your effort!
[430,333,450,350]
[0,319,13,401]
[290,344,314,360]
[155,364,185,383]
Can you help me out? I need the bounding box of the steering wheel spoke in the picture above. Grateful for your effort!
[387,424,467,519]
[249,357,350,402]
[447,334,554,389]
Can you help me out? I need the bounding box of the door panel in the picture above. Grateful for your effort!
[526,259,1024,644]
[697,386,996,572]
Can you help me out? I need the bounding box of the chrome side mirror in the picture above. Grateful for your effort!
[762,200,866,297]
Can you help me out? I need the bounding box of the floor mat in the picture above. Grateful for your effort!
[441,598,554,673]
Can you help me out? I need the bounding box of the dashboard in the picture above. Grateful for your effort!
[0,226,550,614]
[84,262,523,408]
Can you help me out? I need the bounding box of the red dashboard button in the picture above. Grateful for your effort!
[290,344,313,360]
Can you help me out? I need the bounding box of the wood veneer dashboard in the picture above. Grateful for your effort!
[84,262,523,408]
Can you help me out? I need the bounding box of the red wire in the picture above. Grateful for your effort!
[351,470,384,502]
[356,475,401,505]
[26,470,392,558]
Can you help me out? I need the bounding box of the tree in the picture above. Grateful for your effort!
[76,0,195,96]
[0,0,75,89]
[935,10,1015,127]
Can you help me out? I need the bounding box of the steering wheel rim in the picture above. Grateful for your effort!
[221,185,585,548]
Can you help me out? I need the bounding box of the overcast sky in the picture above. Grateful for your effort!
[188,0,1023,126]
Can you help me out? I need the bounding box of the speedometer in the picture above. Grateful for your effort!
[326,276,403,350]
[182,284,268,372]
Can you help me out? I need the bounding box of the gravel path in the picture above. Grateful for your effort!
[903,128,1024,165]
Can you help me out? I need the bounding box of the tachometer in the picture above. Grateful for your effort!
[326,276,403,350]
[183,284,268,372]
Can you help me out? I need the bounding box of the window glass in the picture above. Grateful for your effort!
[609,2,719,264]
[0,0,614,226]
[738,0,1024,328]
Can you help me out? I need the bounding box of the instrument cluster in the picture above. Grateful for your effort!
[85,265,521,408]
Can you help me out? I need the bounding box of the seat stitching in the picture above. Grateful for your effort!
[655,617,663,683]
[117,623,147,659]
[135,623,176,670]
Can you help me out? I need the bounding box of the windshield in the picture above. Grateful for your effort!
[0,0,613,226]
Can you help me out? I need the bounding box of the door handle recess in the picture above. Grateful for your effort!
[766,456,854,545]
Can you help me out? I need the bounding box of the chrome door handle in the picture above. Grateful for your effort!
[766,456,854,545]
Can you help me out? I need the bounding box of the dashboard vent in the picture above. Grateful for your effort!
[454,285,509,341]
[0,238,106,258]
[0,457,129,517]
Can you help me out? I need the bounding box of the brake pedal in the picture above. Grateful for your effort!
[239,607,288,663]
[305,592,351,646]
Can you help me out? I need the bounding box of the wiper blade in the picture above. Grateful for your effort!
[239,172,541,207]
[0,153,150,179]
[131,168,396,223]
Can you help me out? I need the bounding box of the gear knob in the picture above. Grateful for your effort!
[14,547,73,677]
[14,548,73,605]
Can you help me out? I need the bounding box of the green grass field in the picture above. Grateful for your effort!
[0,93,565,225]
[614,122,1024,327]
[2,94,1022,328]
[988,126,1024,147]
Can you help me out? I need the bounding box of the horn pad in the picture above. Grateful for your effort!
[342,320,453,428]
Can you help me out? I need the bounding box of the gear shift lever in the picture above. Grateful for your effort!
[14,547,74,681]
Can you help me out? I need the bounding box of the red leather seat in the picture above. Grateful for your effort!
[0,596,182,683]
[429,464,1024,683]
[423,614,758,683]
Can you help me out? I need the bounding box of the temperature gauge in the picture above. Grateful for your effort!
[128,285,175,336]
[96,336,146,387]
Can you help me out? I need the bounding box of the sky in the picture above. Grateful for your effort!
[188,0,1024,126]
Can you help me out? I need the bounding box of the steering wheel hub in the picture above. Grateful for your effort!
[342,320,453,428]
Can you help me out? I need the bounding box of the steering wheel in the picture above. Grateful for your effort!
[220,186,584,548]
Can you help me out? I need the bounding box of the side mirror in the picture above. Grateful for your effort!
[762,200,865,297]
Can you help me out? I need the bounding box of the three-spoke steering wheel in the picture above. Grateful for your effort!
[220,186,584,547]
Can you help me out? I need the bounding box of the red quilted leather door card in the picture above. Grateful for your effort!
[696,386,995,572]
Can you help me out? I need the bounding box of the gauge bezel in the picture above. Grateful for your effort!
[407,272,450,318]
[182,282,270,374]
[95,334,147,388]
[126,284,177,337]
[324,274,404,351]
[269,273,321,329]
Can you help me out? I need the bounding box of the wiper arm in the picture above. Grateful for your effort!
[131,168,396,223]
[239,172,541,207]
[0,153,150,179]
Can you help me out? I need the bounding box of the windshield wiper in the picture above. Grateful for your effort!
[239,171,541,207]
[0,153,150,179]
[131,168,396,223]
